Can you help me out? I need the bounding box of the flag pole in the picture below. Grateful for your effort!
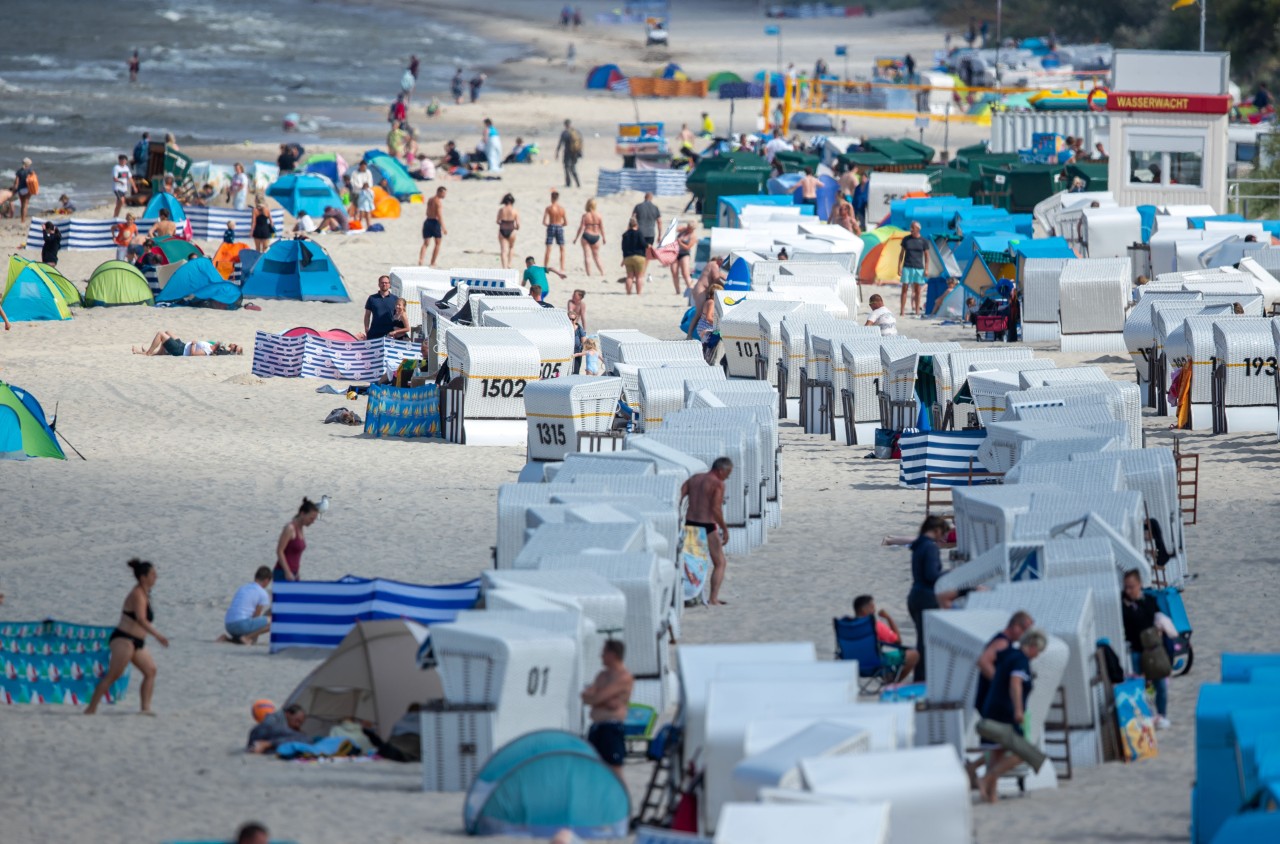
[1200,0,1206,51]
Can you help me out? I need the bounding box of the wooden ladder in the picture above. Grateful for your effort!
[1173,439,1200,526]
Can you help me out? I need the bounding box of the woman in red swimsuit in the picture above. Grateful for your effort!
[85,559,168,714]
[275,498,319,582]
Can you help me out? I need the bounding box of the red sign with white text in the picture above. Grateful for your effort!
[1106,92,1232,115]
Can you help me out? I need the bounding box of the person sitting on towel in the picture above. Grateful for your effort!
[247,703,309,753]
[850,594,919,683]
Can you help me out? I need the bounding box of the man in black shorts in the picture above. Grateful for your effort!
[419,186,447,266]
[581,640,634,777]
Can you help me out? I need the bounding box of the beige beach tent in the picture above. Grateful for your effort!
[285,618,443,740]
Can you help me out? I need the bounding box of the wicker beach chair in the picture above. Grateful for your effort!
[1058,258,1131,353]
[637,366,726,431]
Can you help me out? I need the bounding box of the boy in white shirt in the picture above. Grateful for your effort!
[865,294,898,336]
[218,567,273,645]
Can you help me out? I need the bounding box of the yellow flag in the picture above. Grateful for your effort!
[1171,0,1197,8]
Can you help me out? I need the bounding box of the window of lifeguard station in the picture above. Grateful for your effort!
[1127,131,1205,188]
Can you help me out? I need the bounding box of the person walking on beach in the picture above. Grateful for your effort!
[496,193,520,268]
[350,161,374,228]
[112,154,136,217]
[469,72,486,103]
[543,191,568,273]
[131,132,150,178]
[128,50,140,83]
[451,68,465,104]
[682,457,733,606]
[620,217,647,295]
[275,498,319,583]
[897,220,928,316]
[112,213,138,262]
[227,163,248,211]
[581,640,634,777]
[574,198,606,277]
[400,67,415,105]
[420,186,447,266]
[557,119,583,188]
[364,275,396,340]
[631,192,661,278]
[85,559,169,715]
[906,515,949,681]
[217,567,273,645]
[11,158,35,224]
[670,221,695,294]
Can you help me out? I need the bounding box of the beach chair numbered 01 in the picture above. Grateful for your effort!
[832,615,898,694]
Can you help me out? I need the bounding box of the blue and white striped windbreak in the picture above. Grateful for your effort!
[270,575,481,653]
[898,429,991,488]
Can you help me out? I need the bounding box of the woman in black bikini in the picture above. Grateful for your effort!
[496,193,520,269]
[670,221,696,294]
[573,198,606,278]
[85,558,168,714]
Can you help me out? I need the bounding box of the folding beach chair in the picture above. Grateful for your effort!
[833,615,898,694]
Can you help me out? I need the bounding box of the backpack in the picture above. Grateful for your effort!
[568,128,583,157]
[1139,627,1172,681]
[25,171,39,197]
[1097,641,1125,685]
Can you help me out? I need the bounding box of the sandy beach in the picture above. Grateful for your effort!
[0,2,1266,842]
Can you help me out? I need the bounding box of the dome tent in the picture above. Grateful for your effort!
[707,71,744,92]
[240,238,349,302]
[2,256,73,322]
[362,151,421,201]
[585,64,624,90]
[463,730,630,837]
[149,236,204,265]
[267,173,344,219]
[155,257,242,309]
[303,152,349,186]
[141,191,187,223]
[85,261,154,307]
[0,381,64,460]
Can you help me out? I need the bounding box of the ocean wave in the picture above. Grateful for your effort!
[0,114,54,125]
[10,54,60,68]
[156,10,184,22]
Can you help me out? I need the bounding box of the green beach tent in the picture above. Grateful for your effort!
[707,71,743,92]
[84,261,154,308]
[149,236,204,265]
[2,256,73,321]
[0,381,64,460]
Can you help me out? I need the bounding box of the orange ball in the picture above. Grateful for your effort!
[252,699,276,723]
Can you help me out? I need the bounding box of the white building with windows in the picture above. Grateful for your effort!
[1105,50,1232,212]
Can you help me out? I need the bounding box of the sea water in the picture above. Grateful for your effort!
[0,0,524,208]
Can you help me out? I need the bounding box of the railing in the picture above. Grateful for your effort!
[1226,178,1280,219]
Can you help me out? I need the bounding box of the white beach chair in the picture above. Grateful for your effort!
[522,376,623,462]
[951,483,1056,559]
[719,301,804,378]
[597,329,658,373]
[442,327,542,444]
[1058,258,1131,353]
[1213,318,1278,433]
[512,522,651,570]
[637,366,727,431]
[1019,258,1069,343]
[480,308,575,380]
[714,802,889,844]
[1124,290,1204,397]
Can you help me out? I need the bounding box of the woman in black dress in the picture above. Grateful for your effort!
[906,515,949,681]
[251,203,274,252]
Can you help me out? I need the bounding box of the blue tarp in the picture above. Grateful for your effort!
[717,194,810,228]
[890,197,974,233]
[266,174,343,219]
[240,238,349,302]
[156,257,242,308]
[1012,237,1074,260]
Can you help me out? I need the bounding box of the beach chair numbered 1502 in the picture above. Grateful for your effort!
[832,615,898,694]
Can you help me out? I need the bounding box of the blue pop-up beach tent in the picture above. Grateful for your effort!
[362,151,421,201]
[0,381,64,460]
[156,257,242,309]
[266,174,343,219]
[240,238,349,302]
[142,191,187,223]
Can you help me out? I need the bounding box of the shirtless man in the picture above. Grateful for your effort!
[543,190,568,274]
[838,165,859,204]
[419,186,447,266]
[581,640,634,777]
[797,167,822,207]
[149,209,176,239]
[681,457,733,605]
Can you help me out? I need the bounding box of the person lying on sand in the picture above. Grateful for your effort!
[247,703,309,753]
[133,331,243,357]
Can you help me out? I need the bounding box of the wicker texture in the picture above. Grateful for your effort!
[1010,506,1154,586]
[1123,291,1203,381]
[681,385,781,499]
[1058,258,1131,336]
[1021,258,1070,324]
[763,285,850,318]
[965,584,1098,728]
[637,366,727,430]
[1013,458,1125,493]
[616,340,706,368]
[808,324,879,388]
[781,263,861,311]
[598,330,658,373]
[772,272,860,314]
[1073,447,1185,580]
[840,341,888,423]
[642,429,751,526]
[481,309,576,379]
[1005,382,1143,450]
[665,407,773,514]
[484,570,629,635]
[977,423,1112,474]
[523,376,624,462]
[934,544,1013,596]
[1183,315,1229,404]
[534,552,671,676]
[548,493,682,582]
[719,301,803,378]
[1018,366,1108,390]
[1004,405,1131,447]
[1214,318,1279,406]
[1199,293,1263,314]
[1149,302,1229,364]
[1028,490,1145,550]
[472,295,540,325]
[951,483,1055,560]
[940,349,1033,410]
[758,306,827,387]
[445,327,543,420]
[511,523,647,573]
[967,369,1034,426]
[922,607,1010,716]
[881,348,920,404]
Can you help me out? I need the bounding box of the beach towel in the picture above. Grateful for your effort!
[646,218,681,267]
[276,737,362,760]
[679,526,710,604]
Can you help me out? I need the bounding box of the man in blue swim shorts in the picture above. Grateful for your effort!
[897,220,928,316]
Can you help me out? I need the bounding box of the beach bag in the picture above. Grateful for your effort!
[975,718,1047,772]
[873,428,901,459]
[1098,641,1125,685]
[1139,627,1172,681]
[25,172,39,196]
[568,128,583,157]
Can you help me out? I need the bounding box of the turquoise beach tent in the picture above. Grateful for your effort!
[0,381,64,460]
[362,151,421,201]
[266,173,343,219]
[156,257,242,309]
[142,191,187,223]
[2,260,72,322]
[463,730,630,838]
[240,238,348,302]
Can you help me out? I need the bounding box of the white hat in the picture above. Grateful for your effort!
[21,157,32,166]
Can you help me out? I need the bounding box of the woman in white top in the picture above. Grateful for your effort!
[227,163,248,210]
[864,294,898,336]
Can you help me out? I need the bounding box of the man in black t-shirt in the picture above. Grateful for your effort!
[364,275,397,340]
[897,221,929,316]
